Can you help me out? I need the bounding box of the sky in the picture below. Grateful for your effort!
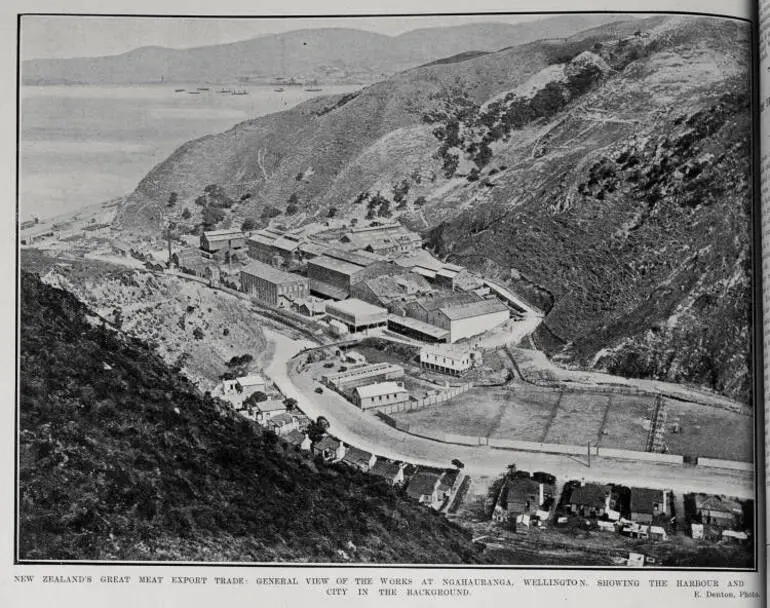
[21,14,551,60]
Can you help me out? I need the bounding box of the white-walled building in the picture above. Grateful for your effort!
[325,298,388,335]
[419,346,479,376]
[352,381,409,410]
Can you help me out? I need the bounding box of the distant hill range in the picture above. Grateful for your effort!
[114,14,753,403]
[22,15,624,85]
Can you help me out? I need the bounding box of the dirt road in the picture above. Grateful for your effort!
[263,329,754,500]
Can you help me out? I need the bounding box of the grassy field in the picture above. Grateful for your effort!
[664,401,754,461]
[544,392,609,445]
[391,382,754,462]
[597,395,653,452]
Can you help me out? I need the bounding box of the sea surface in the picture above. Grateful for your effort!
[20,83,362,221]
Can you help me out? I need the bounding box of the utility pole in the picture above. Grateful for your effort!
[587,441,591,467]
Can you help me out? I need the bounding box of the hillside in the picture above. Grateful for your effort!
[112,15,753,403]
[18,271,484,562]
[22,15,622,85]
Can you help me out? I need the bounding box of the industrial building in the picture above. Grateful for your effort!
[340,223,422,258]
[397,292,509,343]
[350,272,433,309]
[322,362,404,390]
[200,229,246,259]
[352,381,409,410]
[386,314,449,343]
[324,298,388,335]
[240,260,309,307]
[245,228,305,267]
[307,249,387,299]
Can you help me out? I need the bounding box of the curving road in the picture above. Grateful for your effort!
[263,329,755,499]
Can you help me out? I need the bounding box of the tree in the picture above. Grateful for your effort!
[248,391,268,404]
[451,459,465,470]
[284,397,298,411]
[181,208,192,220]
[286,203,298,215]
[241,217,258,232]
[261,206,281,221]
[167,192,178,207]
[306,417,328,442]
[202,206,225,229]
[327,207,337,218]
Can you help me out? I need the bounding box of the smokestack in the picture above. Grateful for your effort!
[539,483,544,507]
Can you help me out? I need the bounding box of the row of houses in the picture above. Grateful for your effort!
[281,430,465,511]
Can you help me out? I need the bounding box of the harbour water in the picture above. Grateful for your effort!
[20,83,362,220]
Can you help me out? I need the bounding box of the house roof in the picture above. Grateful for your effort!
[358,274,432,302]
[236,374,266,387]
[568,483,609,507]
[255,399,286,413]
[630,488,665,515]
[299,241,327,257]
[694,494,743,514]
[354,382,408,400]
[204,229,244,239]
[505,478,542,512]
[342,446,374,466]
[370,460,402,479]
[420,344,474,361]
[313,436,340,452]
[326,248,385,267]
[406,471,442,498]
[387,314,450,340]
[326,298,387,319]
[284,430,306,445]
[411,266,437,280]
[309,256,365,277]
[267,413,295,426]
[272,236,301,252]
[298,299,326,313]
[247,233,277,247]
[439,298,509,321]
[242,260,306,285]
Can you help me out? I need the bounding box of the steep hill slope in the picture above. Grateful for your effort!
[22,16,622,85]
[19,271,483,562]
[113,15,753,403]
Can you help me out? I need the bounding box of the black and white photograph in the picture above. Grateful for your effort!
[15,8,759,574]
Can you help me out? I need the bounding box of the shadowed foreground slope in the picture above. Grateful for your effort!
[18,272,483,563]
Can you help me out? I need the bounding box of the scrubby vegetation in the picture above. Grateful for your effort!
[19,273,486,563]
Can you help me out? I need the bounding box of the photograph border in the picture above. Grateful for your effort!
[13,7,764,573]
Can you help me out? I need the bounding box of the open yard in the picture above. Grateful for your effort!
[598,395,653,452]
[664,401,754,461]
[543,392,609,445]
[390,381,754,462]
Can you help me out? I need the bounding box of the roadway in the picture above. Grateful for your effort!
[263,329,755,500]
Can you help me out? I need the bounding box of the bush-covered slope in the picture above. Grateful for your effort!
[18,272,483,562]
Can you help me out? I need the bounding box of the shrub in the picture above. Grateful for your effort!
[241,218,258,232]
